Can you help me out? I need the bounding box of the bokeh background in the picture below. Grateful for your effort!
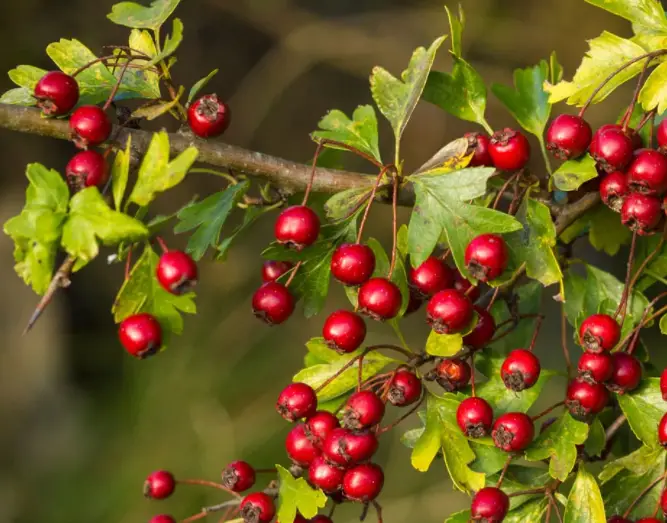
[0,1,658,522]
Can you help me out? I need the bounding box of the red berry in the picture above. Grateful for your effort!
[501,349,541,391]
[470,487,510,522]
[607,517,632,523]
[330,243,375,286]
[310,517,333,523]
[546,114,592,160]
[659,413,667,447]
[492,412,535,452]
[453,270,480,301]
[286,423,321,466]
[308,455,345,493]
[426,289,474,334]
[465,132,494,167]
[305,411,340,448]
[358,277,402,321]
[149,516,176,523]
[262,260,293,282]
[34,71,79,116]
[322,310,366,353]
[69,105,112,148]
[404,289,425,315]
[119,313,162,359]
[239,492,276,523]
[275,205,320,250]
[143,470,175,499]
[342,463,384,502]
[592,127,634,172]
[156,250,198,295]
[566,379,610,422]
[342,391,385,430]
[456,397,494,438]
[489,128,531,171]
[65,150,109,190]
[661,487,667,514]
[465,234,508,282]
[221,461,256,492]
[609,352,642,394]
[187,94,230,138]
[600,171,629,213]
[578,314,621,353]
[322,427,378,466]
[252,282,294,325]
[463,306,496,349]
[408,256,454,297]
[434,358,472,392]
[661,368,667,401]
[636,518,662,523]
[277,383,318,422]
[578,352,613,384]
[658,119,667,150]
[621,193,662,235]
[627,149,667,195]
[388,369,423,406]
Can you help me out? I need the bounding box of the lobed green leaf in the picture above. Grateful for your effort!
[275,465,327,522]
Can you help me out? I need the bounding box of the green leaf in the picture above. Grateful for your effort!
[8,65,47,89]
[111,135,132,210]
[525,412,589,481]
[312,105,382,164]
[127,29,161,95]
[425,330,463,357]
[0,88,34,106]
[584,0,667,33]
[288,249,334,318]
[564,464,605,523]
[107,0,181,30]
[469,441,511,475]
[552,155,598,191]
[413,137,471,175]
[112,245,195,340]
[131,86,184,120]
[489,281,543,353]
[506,498,549,523]
[147,18,183,66]
[216,206,271,261]
[618,378,667,448]
[275,465,327,522]
[323,187,371,222]
[187,69,218,104]
[61,188,148,267]
[550,51,564,85]
[545,32,647,106]
[174,181,249,260]
[585,416,606,458]
[561,204,630,256]
[445,5,465,57]
[634,235,667,291]
[639,60,667,115]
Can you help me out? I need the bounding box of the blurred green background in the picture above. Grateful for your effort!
[0,1,654,522]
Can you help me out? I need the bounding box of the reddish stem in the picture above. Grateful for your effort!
[156,236,169,253]
[615,230,638,324]
[388,172,399,277]
[313,138,383,169]
[496,455,514,488]
[492,170,522,210]
[527,315,545,352]
[301,141,324,206]
[284,261,303,287]
[622,473,667,519]
[378,392,425,434]
[531,401,565,422]
[124,247,133,281]
[621,56,654,131]
[356,166,393,244]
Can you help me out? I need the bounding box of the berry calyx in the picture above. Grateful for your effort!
[305,411,340,448]
[621,193,662,235]
[69,105,112,148]
[330,243,375,286]
[143,470,176,499]
[501,349,541,391]
[187,94,231,138]
[239,492,276,523]
[577,351,613,384]
[434,358,472,392]
[489,128,531,171]
[342,391,385,430]
[308,455,345,493]
[463,306,496,349]
[546,114,592,160]
[600,171,629,213]
[609,352,642,394]
[262,260,293,282]
[149,516,176,523]
[661,367,667,401]
[627,149,667,195]
[274,205,321,250]
[286,423,321,466]
[426,289,474,334]
[34,71,79,116]
[578,314,621,353]
[387,369,423,406]
[658,119,667,150]
[342,463,384,502]
[492,412,535,452]
[453,270,480,301]
[322,310,366,353]
[464,234,508,282]
[156,250,198,295]
[276,383,318,422]
[408,256,454,297]
[322,428,378,466]
[465,132,494,167]
[592,127,634,173]
[456,397,494,438]
[221,461,256,492]
[119,313,162,359]
[358,277,402,321]
[565,379,610,422]
[659,412,667,447]
[252,282,294,325]
[470,487,510,522]
[65,150,109,190]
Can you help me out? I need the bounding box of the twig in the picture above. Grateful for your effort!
[531,401,565,422]
[177,479,242,498]
[605,415,626,442]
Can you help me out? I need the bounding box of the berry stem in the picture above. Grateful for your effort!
[189,168,240,185]
[313,138,384,169]
[356,165,393,244]
[604,414,627,442]
[622,472,667,519]
[560,305,573,379]
[177,479,242,498]
[378,391,425,434]
[531,401,565,422]
[372,500,384,523]
[621,56,654,131]
[527,314,545,352]
[301,141,324,206]
[156,236,169,253]
[388,171,399,277]
[486,287,501,310]
[180,512,208,523]
[124,246,133,281]
[470,352,477,397]
[102,55,134,111]
[616,291,667,350]
[490,314,543,345]
[623,231,666,301]
[202,488,279,513]
[492,170,523,210]
[495,455,514,488]
[615,230,638,323]
[71,53,151,77]
[284,261,303,287]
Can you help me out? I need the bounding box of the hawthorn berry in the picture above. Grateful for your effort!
[276,383,318,422]
[221,460,256,492]
[546,114,592,160]
[330,243,375,286]
[358,277,402,321]
[322,427,378,466]
[305,411,340,448]
[590,124,620,155]
[661,487,667,514]
[252,282,294,325]
[149,516,176,523]
[34,71,79,116]
[434,358,471,392]
[470,487,510,522]
[501,349,541,391]
[661,367,667,401]
[600,171,629,212]
[465,132,494,167]
[621,193,662,234]
[489,128,531,171]
[426,289,474,334]
[69,105,112,148]
[658,119,667,150]
[463,306,496,349]
[453,270,480,301]
[187,94,230,138]
[465,234,508,282]
[322,310,366,353]
[578,314,621,353]
[636,518,662,523]
[239,492,276,523]
[456,397,494,438]
[578,352,613,384]
[342,390,385,430]
[342,463,384,502]
[310,517,334,523]
[592,127,634,173]
[609,352,642,394]
[308,455,345,493]
[286,423,321,466]
[143,470,176,499]
[388,369,422,406]
[627,148,667,195]
[65,150,109,190]
[492,412,535,452]
[274,205,320,250]
[261,260,293,282]
[606,517,631,523]
[405,289,425,315]
[156,250,198,295]
[118,313,162,359]
[408,256,454,297]
[565,379,610,422]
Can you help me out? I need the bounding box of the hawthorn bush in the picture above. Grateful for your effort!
[6,0,667,522]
